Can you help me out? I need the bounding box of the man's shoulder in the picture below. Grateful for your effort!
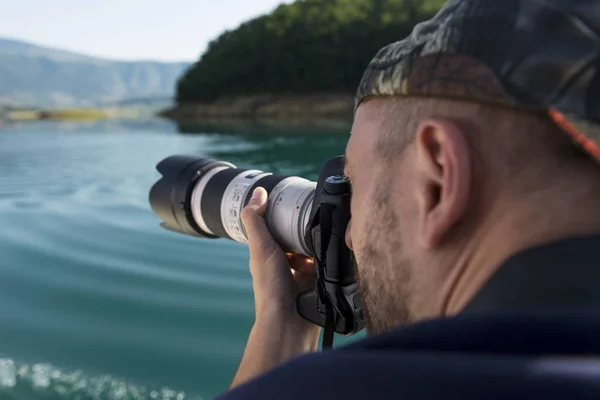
[219,348,600,400]
[217,310,600,400]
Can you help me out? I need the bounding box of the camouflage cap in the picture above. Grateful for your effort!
[355,0,600,161]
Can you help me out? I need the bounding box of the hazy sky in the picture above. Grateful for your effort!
[0,0,294,62]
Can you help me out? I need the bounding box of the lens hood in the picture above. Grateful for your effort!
[149,155,234,237]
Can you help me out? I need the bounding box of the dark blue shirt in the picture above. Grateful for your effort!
[218,235,600,399]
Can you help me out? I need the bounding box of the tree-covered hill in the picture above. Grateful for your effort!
[176,0,446,104]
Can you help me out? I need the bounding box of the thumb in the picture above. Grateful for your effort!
[241,187,279,263]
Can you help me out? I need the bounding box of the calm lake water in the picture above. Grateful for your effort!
[0,118,361,400]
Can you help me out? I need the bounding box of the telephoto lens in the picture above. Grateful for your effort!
[149,155,317,256]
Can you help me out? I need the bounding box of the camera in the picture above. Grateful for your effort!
[149,155,365,344]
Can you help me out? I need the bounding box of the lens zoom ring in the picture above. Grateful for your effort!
[243,174,289,207]
[201,168,247,240]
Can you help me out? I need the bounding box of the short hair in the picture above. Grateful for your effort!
[374,96,593,191]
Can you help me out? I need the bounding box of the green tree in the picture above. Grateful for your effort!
[176,0,446,103]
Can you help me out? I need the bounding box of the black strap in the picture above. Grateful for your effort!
[318,204,335,350]
[322,303,335,349]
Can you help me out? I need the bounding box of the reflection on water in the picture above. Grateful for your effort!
[0,117,358,400]
[177,120,352,179]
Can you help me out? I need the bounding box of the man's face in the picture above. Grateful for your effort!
[344,100,420,334]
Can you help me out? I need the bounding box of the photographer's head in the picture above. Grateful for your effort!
[345,0,600,334]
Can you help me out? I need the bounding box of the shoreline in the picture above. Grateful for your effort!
[0,94,357,130]
[159,93,355,125]
[0,109,107,121]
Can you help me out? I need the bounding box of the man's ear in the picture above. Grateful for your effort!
[414,118,472,249]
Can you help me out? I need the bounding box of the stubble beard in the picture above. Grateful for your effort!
[354,183,415,335]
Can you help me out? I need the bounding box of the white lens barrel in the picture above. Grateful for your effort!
[265,177,316,255]
[189,165,316,256]
[220,170,270,243]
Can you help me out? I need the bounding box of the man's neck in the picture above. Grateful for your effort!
[442,184,600,316]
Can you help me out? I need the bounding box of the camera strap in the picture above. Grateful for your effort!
[323,302,335,349]
[318,203,335,350]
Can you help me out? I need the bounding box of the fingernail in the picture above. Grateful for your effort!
[251,188,262,199]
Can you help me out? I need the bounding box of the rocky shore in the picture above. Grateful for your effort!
[159,93,355,125]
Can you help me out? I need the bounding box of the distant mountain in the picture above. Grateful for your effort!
[0,37,192,108]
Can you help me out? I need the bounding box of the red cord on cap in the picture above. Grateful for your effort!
[549,109,600,160]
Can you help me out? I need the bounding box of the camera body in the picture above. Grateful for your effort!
[149,155,365,337]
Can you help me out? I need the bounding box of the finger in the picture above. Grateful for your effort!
[241,187,279,264]
[292,269,317,293]
[286,254,316,277]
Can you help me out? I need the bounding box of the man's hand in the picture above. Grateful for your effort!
[229,187,321,388]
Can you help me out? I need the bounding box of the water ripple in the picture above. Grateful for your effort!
[0,358,203,400]
[0,120,350,399]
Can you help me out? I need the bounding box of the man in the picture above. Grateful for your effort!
[218,0,600,398]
